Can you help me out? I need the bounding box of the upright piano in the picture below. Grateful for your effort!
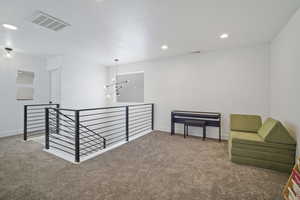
[171,110,222,141]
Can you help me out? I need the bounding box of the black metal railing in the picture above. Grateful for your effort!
[24,103,59,141]
[44,103,154,163]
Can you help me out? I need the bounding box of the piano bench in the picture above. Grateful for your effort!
[184,120,206,140]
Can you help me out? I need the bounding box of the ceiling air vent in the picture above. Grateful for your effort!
[30,11,70,31]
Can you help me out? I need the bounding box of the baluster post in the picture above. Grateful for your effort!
[24,106,28,141]
[45,108,50,149]
[126,106,129,141]
[75,110,80,163]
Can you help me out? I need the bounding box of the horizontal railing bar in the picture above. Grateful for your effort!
[129,118,151,127]
[49,118,75,129]
[102,130,126,138]
[79,110,125,117]
[27,121,45,126]
[79,114,125,123]
[129,115,152,122]
[130,123,151,134]
[80,144,101,151]
[48,108,77,112]
[26,104,59,107]
[129,127,151,137]
[50,135,75,146]
[49,140,75,151]
[50,120,75,134]
[27,114,45,119]
[79,133,102,142]
[78,106,127,112]
[50,133,74,141]
[80,141,103,149]
[48,113,75,125]
[80,146,104,156]
[27,118,44,122]
[129,106,152,111]
[27,111,45,115]
[79,118,126,127]
[106,133,126,142]
[49,122,74,131]
[128,103,153,108]
[49,125,75,135]
[81,130,124,143]
[80,125,125,135]
[130,125,152,135]
[80,120,125,129]
[129,115,152,123]
[49,126,72,135]
[49,112,75,118]
[27,107,57,111]
[80,148,101,156]
[27,129,45,134]
[27,108,45,111]
[106,136,127,146]
[129,122,151,132]
[129,109,152,115]
[28,125,45,130]
[80,139,104,146]
[49,145,74,155]
[129,112,152,118]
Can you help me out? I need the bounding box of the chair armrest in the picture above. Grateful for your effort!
[230,114,262,133]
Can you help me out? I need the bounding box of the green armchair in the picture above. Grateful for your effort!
[229,114,296,173]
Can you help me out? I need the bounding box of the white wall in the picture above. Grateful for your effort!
[270,8,300,153]
[0,53,49,137]
[108,45,270,139]
[60,56,107,109]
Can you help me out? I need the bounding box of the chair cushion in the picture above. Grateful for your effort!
[230,114,262,133]
[258,118,296,145]
[230,131,296,150]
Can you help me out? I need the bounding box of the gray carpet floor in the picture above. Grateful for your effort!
[0,131,288,200]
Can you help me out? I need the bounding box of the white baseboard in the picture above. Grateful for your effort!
[0,129,22,138]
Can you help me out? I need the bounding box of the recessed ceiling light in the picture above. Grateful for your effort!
[161,45,168,50]
[219,33,229,39]
[2,24,18,30]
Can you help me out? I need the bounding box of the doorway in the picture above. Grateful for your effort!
[49,69,61,104]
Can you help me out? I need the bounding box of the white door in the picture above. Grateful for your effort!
[49,69,60,104]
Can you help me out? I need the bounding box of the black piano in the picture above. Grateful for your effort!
[171,110,222,141]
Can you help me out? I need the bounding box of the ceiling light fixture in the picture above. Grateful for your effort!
[161,45,168,50]
[3,47,13,58]
[104,59,129,98]
[219,33,229,39]
[2,24,18,30]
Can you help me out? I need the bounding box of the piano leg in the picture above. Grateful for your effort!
[203,126,206,141]
[186,125,189,136]
[219,127,221,142]
[171,119,174,136]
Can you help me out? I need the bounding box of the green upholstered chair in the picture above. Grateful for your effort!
[229,114,296,173]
